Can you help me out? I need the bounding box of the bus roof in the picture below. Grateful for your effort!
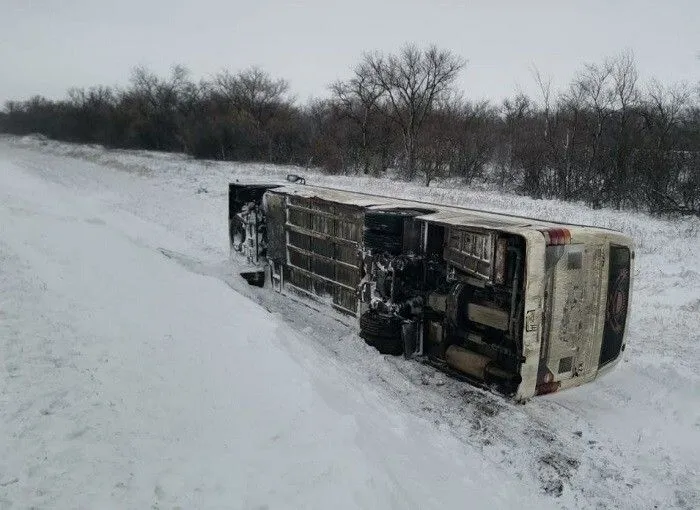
[245,180,619,234]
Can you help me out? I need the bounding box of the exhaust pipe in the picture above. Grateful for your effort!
[445,345,519,384]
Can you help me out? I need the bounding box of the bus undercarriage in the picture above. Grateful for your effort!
[230,181,533,396]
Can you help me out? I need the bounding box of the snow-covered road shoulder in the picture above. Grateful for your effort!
[1,135,698,509]
[0,143,549,509]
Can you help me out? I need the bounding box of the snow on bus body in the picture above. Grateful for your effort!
[228,179,634,402]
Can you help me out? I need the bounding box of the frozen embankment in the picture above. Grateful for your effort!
[0,145,548,508]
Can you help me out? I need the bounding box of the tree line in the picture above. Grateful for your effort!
[1,45,698,216]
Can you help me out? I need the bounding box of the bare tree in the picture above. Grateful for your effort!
[501,93,542,195]
[558,80,589,198]
[459,100,499,183]
[531,66,562,196]
[330,63,383,174]
[362,44,465,179]
[609,51,640,208]
[567,60,615,204]
[531,66,553,137]
[417,105,454,186]
[216,66,290,118]
[215,67,292,161]
[641,81,693,212]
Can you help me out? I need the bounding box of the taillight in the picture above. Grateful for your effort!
[535,367,561,395]
[536,381,561,395]
[540,228,571,246]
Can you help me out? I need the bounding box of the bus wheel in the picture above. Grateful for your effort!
[360,310,404,356]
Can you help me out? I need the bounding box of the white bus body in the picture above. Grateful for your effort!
[229,180,634,400]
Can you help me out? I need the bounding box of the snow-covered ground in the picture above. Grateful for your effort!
[1,135,698,509]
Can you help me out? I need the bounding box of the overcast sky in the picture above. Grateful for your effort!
[1,0,698,105]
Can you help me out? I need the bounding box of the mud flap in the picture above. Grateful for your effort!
[240,270,266,287]
[269,261,283,292]
[402,320,419,359]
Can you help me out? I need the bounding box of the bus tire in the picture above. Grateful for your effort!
[359,311,404,356]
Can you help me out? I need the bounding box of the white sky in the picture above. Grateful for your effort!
[1,0,698,106]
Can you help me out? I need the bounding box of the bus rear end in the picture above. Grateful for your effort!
[534,230,634,395]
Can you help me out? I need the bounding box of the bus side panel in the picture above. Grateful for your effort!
[264,191,287,262]
[282,195,364,316]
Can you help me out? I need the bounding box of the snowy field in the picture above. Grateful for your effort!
[1,135,698,509]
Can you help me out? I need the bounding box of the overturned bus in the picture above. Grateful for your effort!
[228,177,634,401]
